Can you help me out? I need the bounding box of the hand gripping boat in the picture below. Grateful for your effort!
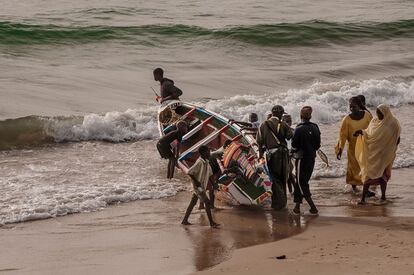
[158,100,272,205]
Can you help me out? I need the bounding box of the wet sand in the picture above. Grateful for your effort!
[197,168,414,275]
[1,168,413,275]
[0,192,308,275]
[196,216,414,275]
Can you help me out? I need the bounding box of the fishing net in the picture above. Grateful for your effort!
[159,107,181,126]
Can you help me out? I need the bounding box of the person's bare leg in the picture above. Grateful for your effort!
[293,202,300,214]
[182,194,198,225]
[167,159,173,179]
[380,181,387,201]
[287,175,293,194]
[201,193,219,228]
[209,189,215,209]
[167,158,176,179]
[359,183,370,204]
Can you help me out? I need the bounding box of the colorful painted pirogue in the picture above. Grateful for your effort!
[158,100,272,205]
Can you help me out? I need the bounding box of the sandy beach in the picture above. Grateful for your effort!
[196,216,414,275]
[0,192,307,275]
[1,1,414,274]
[1,168,413,275]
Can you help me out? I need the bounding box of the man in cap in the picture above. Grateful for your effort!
[291,106,321,215]
[230,113,261,136]
[256,105,293,210]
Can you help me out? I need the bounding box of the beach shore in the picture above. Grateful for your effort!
[196,216,414,275]
[197,168,414,275]
[1,168,413,275]
[0,192,307,275]
[2,1,414,274]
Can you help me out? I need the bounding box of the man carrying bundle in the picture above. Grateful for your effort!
[256,105,293,210]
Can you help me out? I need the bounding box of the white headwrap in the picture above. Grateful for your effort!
[355,104,401,182]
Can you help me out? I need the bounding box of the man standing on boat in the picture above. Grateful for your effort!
[256,105,293,210]
[153,68,183,103]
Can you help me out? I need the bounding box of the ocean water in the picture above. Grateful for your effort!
[1,0,414,224]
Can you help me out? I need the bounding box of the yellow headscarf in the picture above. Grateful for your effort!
[355,104,401,182]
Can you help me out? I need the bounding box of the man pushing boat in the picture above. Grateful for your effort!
[256,105,293,210]
[156,121,188,179]
[154,73,277,209]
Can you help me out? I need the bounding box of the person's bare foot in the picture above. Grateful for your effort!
[210,222,220,228]
[292,208,300,215]
[358,200,366,205]
[181,221,192,225]
[374,199,388,206]
[352,185,359,193]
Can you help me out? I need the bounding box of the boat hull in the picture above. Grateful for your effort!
[158,100,272,205]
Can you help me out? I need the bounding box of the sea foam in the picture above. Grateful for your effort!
[0,141,187,225]
[1,78,411,149]
[41,78,413,143]
[1,78,413,224]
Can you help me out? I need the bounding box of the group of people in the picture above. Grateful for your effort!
[336,95,401,204]
[256,105,321,215]
[153,68,401,227]
[179,104,321,227]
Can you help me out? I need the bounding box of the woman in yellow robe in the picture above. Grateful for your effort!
[335,96,373,191]
[355,104,401,204]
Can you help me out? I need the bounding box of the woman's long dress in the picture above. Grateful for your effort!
[335,111,373,185]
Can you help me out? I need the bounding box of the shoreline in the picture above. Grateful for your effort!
[0,192,308,275]
[1,167,413,274]
[195,216,414,275]
[195,167,414,275]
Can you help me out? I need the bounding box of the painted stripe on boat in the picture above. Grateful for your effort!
[181,116,213,141]
[178,124,230,161]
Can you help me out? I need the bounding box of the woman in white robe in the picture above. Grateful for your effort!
[354,104,401,204]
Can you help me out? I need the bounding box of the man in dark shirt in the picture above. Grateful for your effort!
[156,121,188,179]
[291,106,321,215]
[256,105,293,210]
[153,68,183,103]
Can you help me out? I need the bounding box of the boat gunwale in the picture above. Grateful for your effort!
[157,100,258,173]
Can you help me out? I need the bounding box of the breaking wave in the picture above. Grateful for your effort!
[0,78,413,150]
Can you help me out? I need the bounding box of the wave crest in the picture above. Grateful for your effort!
[0,79,412,150]
[1,20,414,46]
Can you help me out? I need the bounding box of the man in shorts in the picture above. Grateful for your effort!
[156,121,188,179]
[181,145,220,228]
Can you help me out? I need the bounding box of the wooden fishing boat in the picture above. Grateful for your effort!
[158,100,273,205]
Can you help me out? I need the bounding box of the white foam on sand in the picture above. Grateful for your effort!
[0,142,187,225]
[311,152,414,180]
[1,174,185,224]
